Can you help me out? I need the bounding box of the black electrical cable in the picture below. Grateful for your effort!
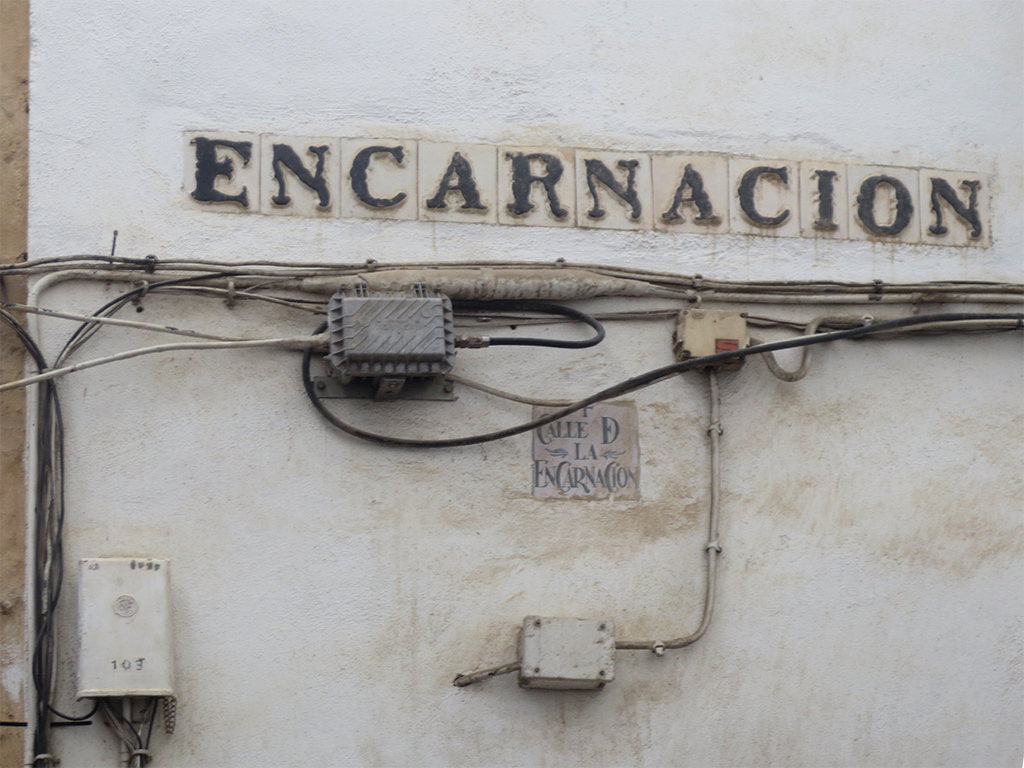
[302,312,1024,448]
[144,698,158,751]
[46,700,98,722]
[453,300,605,348]
[1,308,66,759]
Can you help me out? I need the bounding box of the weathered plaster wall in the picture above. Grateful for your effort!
[26,2,1023,767]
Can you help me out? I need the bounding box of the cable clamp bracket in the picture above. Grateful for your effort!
[706,423,723,436]
[706,540,722,553]
[651,641,666,656]
[32,754,56,766]
[130,749,151,759]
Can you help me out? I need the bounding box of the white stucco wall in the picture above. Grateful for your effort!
[25,2,1023,766]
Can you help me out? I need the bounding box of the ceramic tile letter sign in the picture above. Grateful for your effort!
[652,154,730,234]
[799,161,849,240]
[261,135,340,218]
[498,146,577,227]
[847,165,920,244]
[340,139,419,221]
[918,169,990,248]
[575,151,653,230]
[532,402,640,500]
[183,131,260,214]
[729,158,800,238]
[418,143,498,224]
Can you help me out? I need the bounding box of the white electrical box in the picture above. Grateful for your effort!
[77,558,175,698]
[673,309,749,370]
[518,616,615,690]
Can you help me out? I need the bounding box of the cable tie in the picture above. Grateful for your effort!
[706,540,722,553]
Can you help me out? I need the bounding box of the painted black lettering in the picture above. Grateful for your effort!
[584,158,642,220]
[856,175,913,236]
[928,177,982,238]
[738,166,790,226]
[190,137,252,207]
[425,152,486,210]
[661,164,719,224]
[505,152,568,218]
[812,169,839,230]
[271,143,331,207]
[349,145,407,208]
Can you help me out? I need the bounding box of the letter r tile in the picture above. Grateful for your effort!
[498,146,576,227]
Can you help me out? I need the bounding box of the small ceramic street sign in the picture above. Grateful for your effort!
[532,402,640,500]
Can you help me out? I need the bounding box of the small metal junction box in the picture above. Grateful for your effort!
[518,616,615,690]
[77,558,175,698]
[327,284,456,399]
[673,309,749,370]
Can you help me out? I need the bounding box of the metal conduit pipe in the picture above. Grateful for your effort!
[616,368,723,653]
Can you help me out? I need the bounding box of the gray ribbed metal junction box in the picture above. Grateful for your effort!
[327,288,455,382]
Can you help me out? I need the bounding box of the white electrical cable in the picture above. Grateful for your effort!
[0,335,325,392]
[616,367,722,652]
[446,374,576,407]
[1,300,262,342]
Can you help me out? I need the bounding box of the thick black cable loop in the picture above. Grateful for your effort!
[302,312,1023,448]
[452,300,605,348]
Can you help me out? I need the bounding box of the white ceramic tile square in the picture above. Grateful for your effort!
[497,146,576,227]
[798,161,849,240]
[260,135,340,218]
[418,143,498,224]
[847,165,920,244]
[652,154,729,234]
[575,150,653,230]
[728,158,800,238]
[918,169,991,248]
[183,131,260,214]
[340,139,419,221]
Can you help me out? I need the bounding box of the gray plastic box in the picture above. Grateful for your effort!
[518,616,615,690]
